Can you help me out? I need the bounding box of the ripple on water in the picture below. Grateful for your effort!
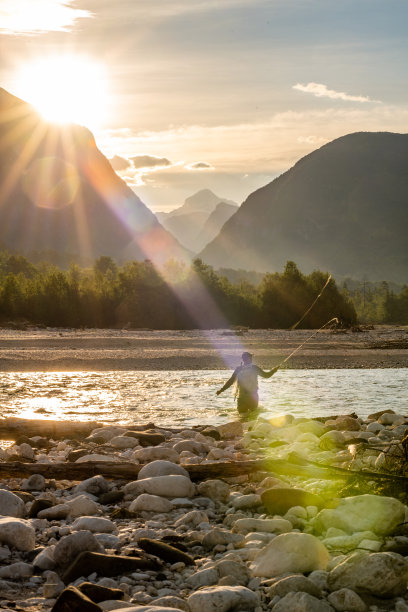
[0,369,406,427]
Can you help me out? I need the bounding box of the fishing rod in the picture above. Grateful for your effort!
[275,317,339,370]
[290,274,332,330]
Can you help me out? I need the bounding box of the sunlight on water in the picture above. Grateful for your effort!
[0,369,407,427]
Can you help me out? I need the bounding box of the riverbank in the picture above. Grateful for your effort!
[0,410,408,611]
[0,325,407,371]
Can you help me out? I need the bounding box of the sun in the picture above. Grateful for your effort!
[14,54,109,129]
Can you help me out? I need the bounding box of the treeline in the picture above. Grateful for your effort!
[343,280,408,324]
[0,252,356,329]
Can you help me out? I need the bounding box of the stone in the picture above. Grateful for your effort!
[67,495,101,518]
[173,440,208,455]
[308,570,329,591]
[43,570,65,598]
[327,551,408,598]
[0,490,26,518]
[110,435,140,449]
[273,592,334,612]
[53,531,104,569]
[124,475,195,499]
[175,510,208,527]
[138,460,189,480]
[230,494,261,509]
[74,475,109,496]
[187,585,258,612]
[327,416,361,431]
[22,474,46,491]
[62,551,158,584]
[327,588,367,611]
[129,494,174,513]
[125,430,166,446]
[202,528,244,549]
[51,585,102,611]
[95,533,121,548]
[232,518,292,534]
[38,504,70,520]
[28,498,53,518]
[88,426,127,442]
[0,517,35,551]
[197,479,230,503]
[152,596,189,611]
[76,454,119,463]
[319,431,346,450]
[33,546,56,570]
[216,421,244,439]
[98,491,124,505]
[267,575,322,599]
[261,488,323,515]
[312,494,406,536]
[215,560,250,585]
[78,581,124,603]
[137,538,195,566]
[0,561,33,579]
[133,446,180,463]
[252,532,330,578]
[186,568,219,588]
[72,516,116,533]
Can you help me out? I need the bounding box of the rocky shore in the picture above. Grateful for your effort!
[1,409,408,611]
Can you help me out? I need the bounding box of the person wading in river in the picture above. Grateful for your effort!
[216,352,278,417]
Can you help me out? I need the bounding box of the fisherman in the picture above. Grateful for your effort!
[216,351,279,416]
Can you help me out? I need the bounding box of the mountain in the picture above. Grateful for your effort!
[157,189,238,251]
[0,88,186,264]
[200,132,408,283]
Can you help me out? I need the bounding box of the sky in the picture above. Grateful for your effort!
[1,0,408,212]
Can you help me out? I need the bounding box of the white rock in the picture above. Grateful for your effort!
[110,436,140,449]
[327,588,367,611]
[21,474,46,491]
[232,518,292,534]
[251,532,330,578]
[175,510,209,527]
[215,559,250,585]
[273,592,334,611]
[378,413,405,426]
[230,494,261,509]
[186,568,219,589]
[71,516,116,533]
[313,494,406,536]
[327,551,408,598]
[188,585,258,612]
[202,529,244,549]
[19,443,35,460]
[95,533,121,548]
[37,504,70,520]
[0,562,33,579]
[76,454,119,463]
[133,446,180,463]
[89,426,127,442]
[74,475,109,496]
[196,479,230,502]
[33,546,56,570]
[129,493,174,513]
[53,530,104,567]
[173,440,208,455]
[0,490,26,518]
[67,494,101,517]
[138,460,189,480]
[0,517,35,551]
[124,475,195,499]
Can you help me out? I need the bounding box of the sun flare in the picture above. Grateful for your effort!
[14,55,109,129]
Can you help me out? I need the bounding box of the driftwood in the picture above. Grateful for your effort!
[0,418,104,441]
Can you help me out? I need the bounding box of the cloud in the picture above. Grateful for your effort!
[0,0,91,34]
[130,155,172,169]
[109,155,131,171]
[186,161,214,170]
[293,82,381,104]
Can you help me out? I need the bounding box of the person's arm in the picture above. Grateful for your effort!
[216,369,238,395]
[256,365,279,379]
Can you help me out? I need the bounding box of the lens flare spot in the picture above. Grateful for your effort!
[22,156,80,209]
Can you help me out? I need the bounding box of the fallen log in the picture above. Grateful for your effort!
[0,418,104,441]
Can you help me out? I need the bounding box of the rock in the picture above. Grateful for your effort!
[138,460,189,480]
[0,517,35,551]
[28,498,53,518]
[312,494,406,536]
[152,596,189,611]
[124,475,195,499]
[133,447,180,463]
[78,581,124,603]
[308,570,329,591]
[43,570,65,598]
[125,430,166,446]
[186,568,219,588]
[38,504,70,520]
[173,440,208,455]
[187,585,258,612]
[0,490,26,517]
[95,533,121,548]
[74,476,109,496]
[0,561,33,579]
[261,488,323,515]
[129,494,174,513]
[62,551,159,584]
[267,575,322,599]
[72,517,116,533]
[232,517,292,534]
[202,528,244,549]
[33,546,56,570]
[327,588,367,611]
[327,551,408,598]
[53,531,104,569]
[110,435,140,449]
[98,491,124,505]
[319,431,346,450]
[272,592,334,612]
[327,416,361,431]
[197,479,230,503]
[51,585,103,611]
[137,538,195,566]
[216,422,244,439]
[76,454,119,463]
[22,474,46,491]
[230,494,261,509]
[175,510,209,527]
[67,494,101,518]
[251,532,330,577]
[215,560,250,585]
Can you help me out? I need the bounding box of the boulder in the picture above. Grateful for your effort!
[186,568,219,589]
[110,435,140,449]
[0,562,33,579]
[313,494,406,536]
[267,574,322,599]
[38,504,70,520]
[53,531,104,569]
[88,426,126,442]
[50,585,103,611]
[319,431,346,450]
[133,446,180,463]
[21,474,46,491]
[327,551,408,598]
[71,517,116,533]
[173,440,208,455]
[129,494,174,513]
[138,460,189,480]
[273,592,334,612]
[216,422,244,439]
[175,510,209,527]
[124,475,195,499]
[202,528,244,549]
[187,585,258,612]
[252,532,330,577]
[0,490,26,518]
[74,475,109,496]
[197,479,230,503]
[261,488,323,515]
[67,495,101,518]
[0,517,35,551]
[33,546,56,571]
[232,518,292,534]
[327,588,367,611]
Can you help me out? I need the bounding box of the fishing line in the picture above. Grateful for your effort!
[276,317,339,370]
[290,274,332,330]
